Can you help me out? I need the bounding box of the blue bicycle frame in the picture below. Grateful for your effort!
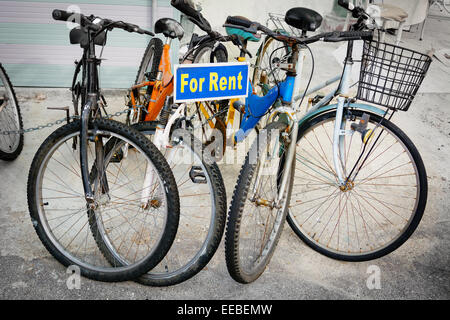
[234,75,296,142]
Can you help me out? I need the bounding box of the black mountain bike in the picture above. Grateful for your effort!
[27,10,180,282]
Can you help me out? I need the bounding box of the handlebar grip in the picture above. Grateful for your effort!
[52,9,104,31]
[52,9,74,21]
[323,30,372,42]
[135,27,154,36]
[225,16,253,28]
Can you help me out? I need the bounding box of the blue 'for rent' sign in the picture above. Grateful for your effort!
[173,62,249,103]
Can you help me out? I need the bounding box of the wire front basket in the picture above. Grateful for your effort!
[357,40,432,111]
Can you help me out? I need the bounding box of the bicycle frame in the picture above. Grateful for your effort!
[76,30,105,204]
[128,38,173,122]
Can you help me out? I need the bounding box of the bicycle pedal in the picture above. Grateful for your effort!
[189,166,207,184]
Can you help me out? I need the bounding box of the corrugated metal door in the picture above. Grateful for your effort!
[0,0,179,88]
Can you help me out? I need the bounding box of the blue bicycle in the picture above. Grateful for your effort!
[224,1,430,283]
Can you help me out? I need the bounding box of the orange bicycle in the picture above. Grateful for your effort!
[128,0,237,152]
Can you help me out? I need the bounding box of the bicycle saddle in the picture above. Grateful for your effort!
[225,16,261,42]
[154,18,184,40]
[285,7,323,32]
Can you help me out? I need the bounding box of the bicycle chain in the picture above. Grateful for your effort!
[0,105,145,136]
[0,102,229,135]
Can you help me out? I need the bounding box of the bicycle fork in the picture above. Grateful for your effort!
[80,93,97,205]
[140,99,185,208]
[276,121,298,205]
[250,118,299,209]
[333,96,348,187]
[332,58,354,187]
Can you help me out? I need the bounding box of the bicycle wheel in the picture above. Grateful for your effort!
[0,63,23,161]
[186,43,228,152]
[135,37,164,84]
[27,118,180,282]
[225,121,294,283]
[287,110,427,261]
[92,121,227,286]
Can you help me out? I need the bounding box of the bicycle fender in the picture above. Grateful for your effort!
[298,102,385,127]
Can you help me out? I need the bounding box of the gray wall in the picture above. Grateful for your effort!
[0,0,178,88]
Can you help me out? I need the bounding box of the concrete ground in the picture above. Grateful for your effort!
[1,15,449,300]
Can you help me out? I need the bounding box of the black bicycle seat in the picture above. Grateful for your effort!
[154,18,184,40]
[285,7,323,32]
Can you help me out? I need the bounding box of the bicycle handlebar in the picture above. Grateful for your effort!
[225,16,252,28]
[52,9,75,22]
[225,16,273,35]
[223,17,372,45]
[52,9,154,36]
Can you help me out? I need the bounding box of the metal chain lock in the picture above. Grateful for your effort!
[0,105,146,136]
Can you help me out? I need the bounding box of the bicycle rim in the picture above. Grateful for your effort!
[0,65,22,156]
[288,110,426,260]
[28,120,177,280]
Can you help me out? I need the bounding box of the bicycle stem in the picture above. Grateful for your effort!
[276,120,298,204]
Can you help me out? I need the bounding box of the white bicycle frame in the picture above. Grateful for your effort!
[140,103,186,207]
